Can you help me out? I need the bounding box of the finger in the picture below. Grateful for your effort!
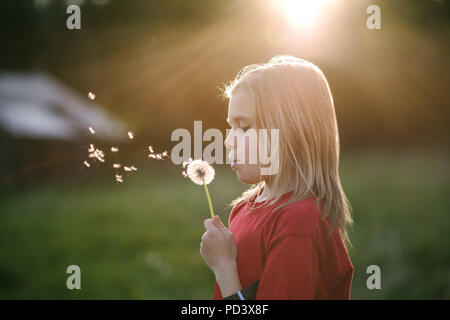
[214,216,228,232]
[204,218,215,231]
[213,215,226,229]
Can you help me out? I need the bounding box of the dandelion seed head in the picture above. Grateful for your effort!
[131,166,137,171]
[111,147,119,152]
[148,146,154,153]
[186,159,215,185]
[162,151,168,157]
[156,154,162,160]
[124,166,132,172]
[113,163,121,169]
[148,154,156,159]
[88,126,95,134]
[83,161,90,167]
[128,131,134,139]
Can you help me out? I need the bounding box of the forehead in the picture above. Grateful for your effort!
[227,89,255,121]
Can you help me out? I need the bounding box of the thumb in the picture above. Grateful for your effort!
[213,215,226,229]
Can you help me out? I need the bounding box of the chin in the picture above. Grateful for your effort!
[235,165,261,185]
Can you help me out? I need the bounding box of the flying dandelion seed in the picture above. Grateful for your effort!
[186,159,215,219]
[147,146,169,160]
[86,144,106,163]
[182,158,193,169]
[96,149,104,157]
[88,92,96,100]
[83,130,171,185]
[95,149,105,162]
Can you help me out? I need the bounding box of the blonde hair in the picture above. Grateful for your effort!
[221,55,353,247]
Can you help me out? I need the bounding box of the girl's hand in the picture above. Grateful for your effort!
[200,215,238,275]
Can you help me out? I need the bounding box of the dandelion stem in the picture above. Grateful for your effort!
[203,182,215,219]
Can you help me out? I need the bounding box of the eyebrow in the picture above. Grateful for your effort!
[227,116,252,126]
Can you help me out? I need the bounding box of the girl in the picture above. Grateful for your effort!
[199,55,354,300]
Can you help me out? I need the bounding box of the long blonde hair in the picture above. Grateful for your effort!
[221,55,353,247]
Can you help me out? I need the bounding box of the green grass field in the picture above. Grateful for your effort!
[0,148,448,299]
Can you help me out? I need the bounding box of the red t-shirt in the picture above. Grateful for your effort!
[212,191,353,300]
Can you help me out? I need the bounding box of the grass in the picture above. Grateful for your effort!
[0,148,448,299]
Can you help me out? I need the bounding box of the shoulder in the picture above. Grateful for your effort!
[270,197,321,238]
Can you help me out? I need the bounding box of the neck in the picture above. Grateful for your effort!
[255,178,299,203]
[254,183,272,202]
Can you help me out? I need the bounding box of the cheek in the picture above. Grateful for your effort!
[236,132,261,165]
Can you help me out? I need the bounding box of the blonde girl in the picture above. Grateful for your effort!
[199,55,354,300]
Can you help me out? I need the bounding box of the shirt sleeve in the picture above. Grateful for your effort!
[256,234,319,300]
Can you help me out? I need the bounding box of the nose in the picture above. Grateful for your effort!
[224,129,236,150]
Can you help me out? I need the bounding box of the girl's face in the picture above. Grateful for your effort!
[224,89,263,185]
